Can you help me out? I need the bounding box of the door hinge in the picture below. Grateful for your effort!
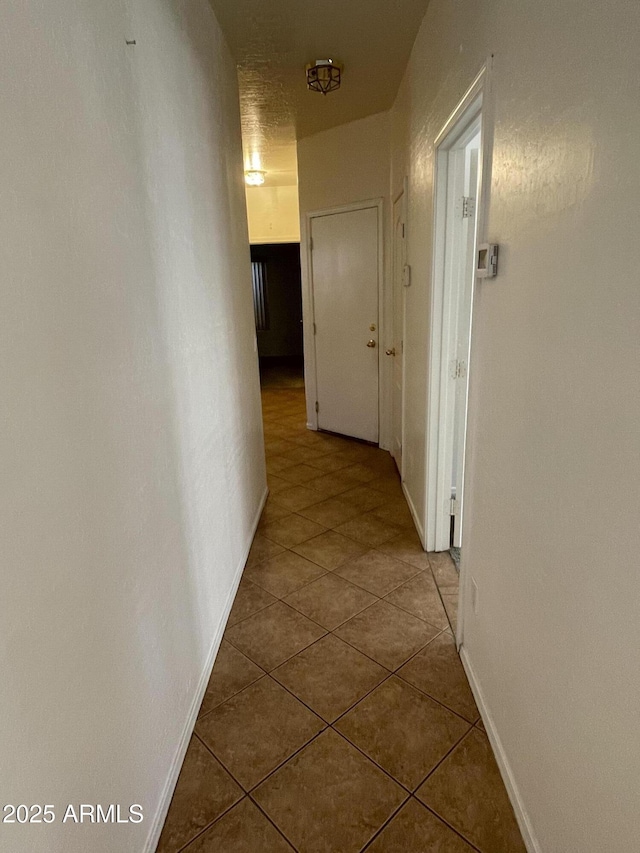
[449,359,467,379]
[309,237,314,251]
[313,322,317,335]
[402,223,405,238]
[450,497,460,516]
[315,401,319,414]
[457,196,476,219]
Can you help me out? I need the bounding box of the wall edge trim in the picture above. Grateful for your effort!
[460,647,542,853]
[402,481,425,545]
[142,485,269,853]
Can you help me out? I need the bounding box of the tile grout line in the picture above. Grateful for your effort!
[244,538,426,600]
[230,619,452,740]
[196,666,424,821]
[267,474,403,516]
[195,657,268,722]
[245,726,329,797]
[410,725,475,794]
[224,591,467,725]
[256,514,441,585]
[243,551,450,641]
[247,793,301,852]
[282,587,380,633]
[426,555,460,635]
[216,547,472,756]
[196,705,329,803]
[242,541,439,626]
[392,667,481,726]
[419,799,485,853]
[170,732,246,853]
[196,647,475,813]
[170,388,485,852]
[357,797,409,852]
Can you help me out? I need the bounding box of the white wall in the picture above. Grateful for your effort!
[246,184,301,244]
[0,2,265,851]
[297,111,390,215]
[392,1,640,850]
[297,111,392,438]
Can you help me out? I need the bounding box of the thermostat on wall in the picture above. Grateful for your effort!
[476,243,498,278]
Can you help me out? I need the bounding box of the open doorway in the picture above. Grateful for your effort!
[426,71,488,574]
[251,243,304,390]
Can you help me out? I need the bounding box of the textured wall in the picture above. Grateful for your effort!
[246,185,301,244]
[0,1,265,850]
[392,1,640,850]
[298,111,390,215]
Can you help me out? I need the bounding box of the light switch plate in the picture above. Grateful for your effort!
[476,243,498,278]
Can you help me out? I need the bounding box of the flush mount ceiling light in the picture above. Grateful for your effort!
[306,59,342,95]
[245,169,266,186]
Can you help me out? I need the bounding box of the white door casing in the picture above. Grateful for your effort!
[309,204,380,443]
[390,188,407,472]
[451,139,481,547]
[430,115,481,553]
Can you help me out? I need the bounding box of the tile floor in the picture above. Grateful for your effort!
[157,386,526,853]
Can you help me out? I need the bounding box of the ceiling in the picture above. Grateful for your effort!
[209,0,430,186]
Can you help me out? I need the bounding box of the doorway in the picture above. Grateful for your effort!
[449,129,480,549]
[307,201,382,443]
[251,243,304,389]
[427,78,486,558]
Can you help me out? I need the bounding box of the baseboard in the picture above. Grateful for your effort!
[402,482,425,545]
[143,486,269,853]
[459,647,542,853]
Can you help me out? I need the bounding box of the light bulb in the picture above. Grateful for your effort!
[245,170,266,186]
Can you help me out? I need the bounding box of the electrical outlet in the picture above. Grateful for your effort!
[471,577,479,615]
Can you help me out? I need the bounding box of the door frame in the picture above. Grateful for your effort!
[301,197,386,444]
[424,62,494,647]
[390,178,408,474]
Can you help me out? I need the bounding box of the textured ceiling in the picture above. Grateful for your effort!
[210,0,430,186]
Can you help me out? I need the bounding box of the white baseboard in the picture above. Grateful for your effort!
[402,482,425,545]
[143,486,269,853]
[459,647,542,853]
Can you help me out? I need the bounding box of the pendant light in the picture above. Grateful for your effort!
[306,59,343,95]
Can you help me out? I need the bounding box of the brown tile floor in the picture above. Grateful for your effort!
[157,386,526,853]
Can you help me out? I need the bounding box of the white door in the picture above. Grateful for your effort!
[389,191,406,471]
[311,206,379,442]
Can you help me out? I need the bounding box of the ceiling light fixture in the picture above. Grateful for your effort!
[245,169,266,186]
[306,59,342,95]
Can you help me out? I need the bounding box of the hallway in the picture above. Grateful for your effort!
[157,385,525,852]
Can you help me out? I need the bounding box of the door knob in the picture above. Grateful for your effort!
[366,339,376,348]
[385,348,396,356]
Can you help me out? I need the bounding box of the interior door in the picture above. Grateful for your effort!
[390,192,406,471]
[311,206,379,442]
